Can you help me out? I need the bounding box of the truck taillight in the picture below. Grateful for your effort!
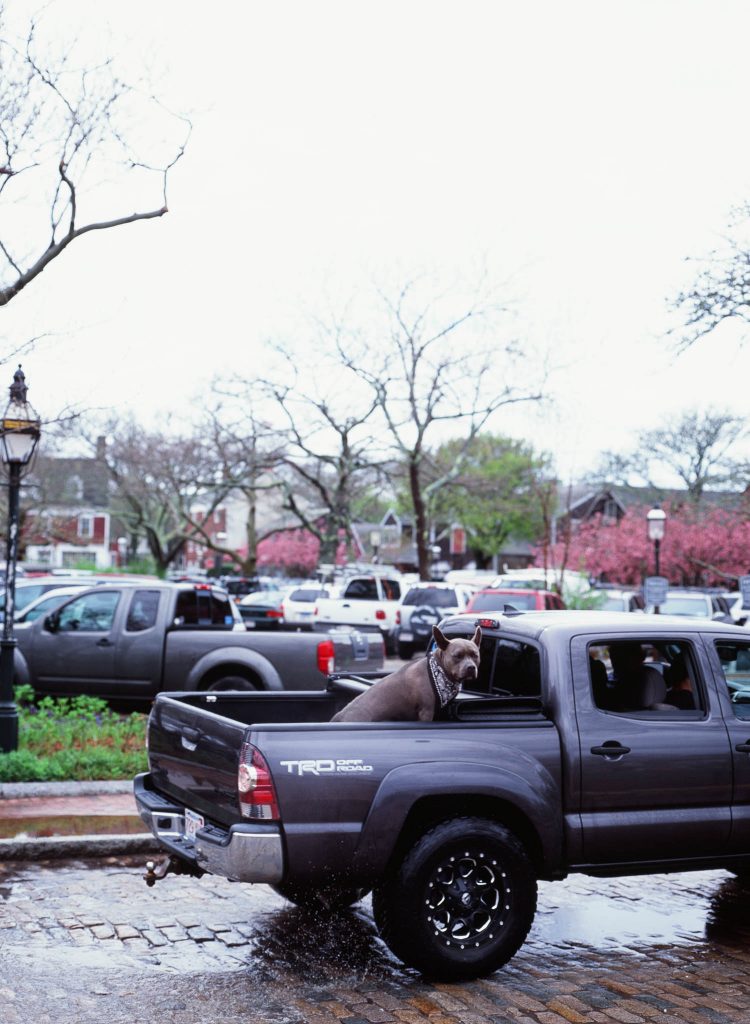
[238,742,279,820]
[375,608,386,621]
[395,609,401,625]
[317,638,336,675]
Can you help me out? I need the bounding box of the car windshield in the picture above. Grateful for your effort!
[658,596,710,616]
[403,587,458,607]
[600,596,626,611]
[289,588,326,602]
[469,592,538,611]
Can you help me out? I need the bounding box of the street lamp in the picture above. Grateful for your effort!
[646,504,667,614]
[0,366,41,753]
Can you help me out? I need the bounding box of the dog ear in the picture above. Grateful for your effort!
[472,625,482,648]
[432,625,449,651]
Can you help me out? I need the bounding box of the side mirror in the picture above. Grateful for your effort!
[44,613,59,633]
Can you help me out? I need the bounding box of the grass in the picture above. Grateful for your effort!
[0,685,148,782]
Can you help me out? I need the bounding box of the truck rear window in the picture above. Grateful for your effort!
[174,589,235,628]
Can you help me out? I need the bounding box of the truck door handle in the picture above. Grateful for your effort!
[591,742,631,758]
[735,741,750,754]
[96,638,113,647]
[342,603,350,607]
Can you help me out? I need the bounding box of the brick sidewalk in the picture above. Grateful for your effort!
[1,858,749,1023]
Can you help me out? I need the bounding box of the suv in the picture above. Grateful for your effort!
[463,587,566,615]
[646,589,734,623]
[590,587,645,613]
[394,582,476,660]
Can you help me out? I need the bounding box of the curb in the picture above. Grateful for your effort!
[0,779,133,799]
[0,832,159,861]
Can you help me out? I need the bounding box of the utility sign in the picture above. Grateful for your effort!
[644,576,669,607]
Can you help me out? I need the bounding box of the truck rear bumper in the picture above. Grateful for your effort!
[134,772,284,884]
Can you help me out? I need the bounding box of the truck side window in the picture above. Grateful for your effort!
[382,579,401,601]
[715,641,750,720]
[490,639,541,698]
[126,590,160,632]
[345,578,378,600]
[589,640,703,714]
[58,591,120,633]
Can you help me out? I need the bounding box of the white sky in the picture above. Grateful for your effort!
[3,0,750,482]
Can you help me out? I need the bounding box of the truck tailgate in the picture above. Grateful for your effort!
[147,695,249,826]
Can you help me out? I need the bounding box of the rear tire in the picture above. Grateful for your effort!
[206,674,258,692]
[372,817,537,980]
[397,641,415,661]
[271,880,369,912]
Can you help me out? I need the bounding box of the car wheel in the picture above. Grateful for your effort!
[397,640,415,660]
[206,674,258,691]
[372,817,537,980]
[271,881,369,911]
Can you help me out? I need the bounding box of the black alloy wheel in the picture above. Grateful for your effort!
[372,817,537,980]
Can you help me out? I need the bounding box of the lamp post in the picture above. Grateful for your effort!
[646,504,667,614]
[0,366,41,753]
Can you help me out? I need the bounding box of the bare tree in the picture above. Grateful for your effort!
[338,277,543,579]
[0,2,189,307]
[598,409,746,505]
[180,404,288,576]
[672,202,750,351]
[245,342,385,563]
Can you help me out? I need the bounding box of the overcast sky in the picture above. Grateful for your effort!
[3,0,750,482]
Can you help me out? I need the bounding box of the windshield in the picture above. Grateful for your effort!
[289,588,327,602]
[657,596,710,616]
[403,587,458,608]
[600,596,626,611]
[469,592,538,611]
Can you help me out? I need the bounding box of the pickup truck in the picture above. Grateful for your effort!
[14,580,383,704]
[134,609,750,980]
[312,573,403,653]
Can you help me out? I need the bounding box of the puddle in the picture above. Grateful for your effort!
[0,813,145,839]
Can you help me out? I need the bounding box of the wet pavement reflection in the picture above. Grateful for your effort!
[1,857,749,1023]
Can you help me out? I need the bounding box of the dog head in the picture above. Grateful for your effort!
[432,624,482,683]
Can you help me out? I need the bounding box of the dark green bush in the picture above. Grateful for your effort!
[0,686,148,782]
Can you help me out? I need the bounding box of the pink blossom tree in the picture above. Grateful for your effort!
[545,504,750,587]
[257,529,320,577]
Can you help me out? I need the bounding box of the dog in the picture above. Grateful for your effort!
[331,624,482,723]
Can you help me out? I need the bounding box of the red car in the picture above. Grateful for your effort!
[461,587,566,615]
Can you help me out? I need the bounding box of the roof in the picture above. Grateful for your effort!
[438,608,746,641]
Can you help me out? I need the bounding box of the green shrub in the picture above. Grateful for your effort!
[0,688,148,782]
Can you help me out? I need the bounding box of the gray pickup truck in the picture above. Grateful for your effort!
[135,609,750,979]
[14,580,382,704]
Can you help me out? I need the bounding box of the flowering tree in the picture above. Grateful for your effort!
[544,504,750,587]
[257,529,320,577]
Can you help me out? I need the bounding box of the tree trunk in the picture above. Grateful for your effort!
[409,460,430,580]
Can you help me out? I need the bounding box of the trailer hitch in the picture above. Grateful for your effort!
[143,855,205,887]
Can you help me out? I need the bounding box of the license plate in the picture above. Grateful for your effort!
[245,619,255,628]
[399,631,414,642]
[184,807,205,842]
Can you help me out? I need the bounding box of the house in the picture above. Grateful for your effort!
[21,437,116,571]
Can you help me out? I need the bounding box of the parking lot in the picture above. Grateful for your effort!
[1,856,750,1023]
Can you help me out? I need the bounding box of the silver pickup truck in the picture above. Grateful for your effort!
[13,580,383,705]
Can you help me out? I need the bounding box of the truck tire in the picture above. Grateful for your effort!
[397,640,415,661]
[271,881,369,912]
[372,817,537,980]
[206,674,259,691]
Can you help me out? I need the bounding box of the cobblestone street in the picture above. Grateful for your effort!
[1,857,750,1023]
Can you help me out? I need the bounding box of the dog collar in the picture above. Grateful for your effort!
[428,651,461,710]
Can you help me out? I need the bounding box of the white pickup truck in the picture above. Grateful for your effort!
[312,573,403,654]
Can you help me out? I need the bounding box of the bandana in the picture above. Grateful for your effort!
[427,650,462,710]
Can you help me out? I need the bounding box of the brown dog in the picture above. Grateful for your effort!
[331,625,482,723]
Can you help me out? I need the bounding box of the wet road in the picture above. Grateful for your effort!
[1,858,750,1023]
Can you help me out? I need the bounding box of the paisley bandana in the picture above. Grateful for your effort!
[427,650,462,709]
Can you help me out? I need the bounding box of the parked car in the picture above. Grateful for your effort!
[0,576,95,620]
[393,582,476,660]
[238,589,287,629]
[590,587,645,613]
[14,586,95,624]
[313,573,403,653]
[462,587,566,614]
[283,585,332,630]
[723,591,749,626]
[646,589,734,622]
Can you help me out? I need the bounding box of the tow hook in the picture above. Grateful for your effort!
[143,856,205,887]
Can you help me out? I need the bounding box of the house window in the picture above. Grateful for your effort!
[78,515,93,539]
